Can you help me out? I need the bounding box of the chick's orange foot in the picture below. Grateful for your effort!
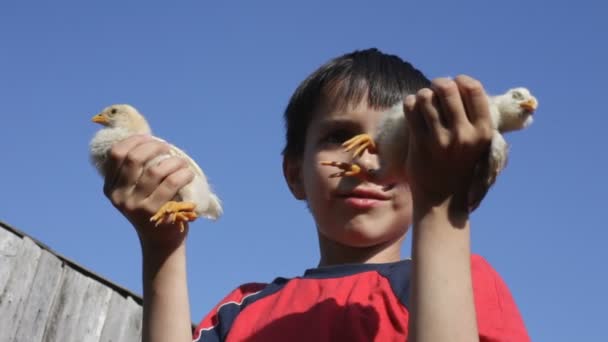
[320,161,362,178]
[343,134,377,158]
[150,201,198,232]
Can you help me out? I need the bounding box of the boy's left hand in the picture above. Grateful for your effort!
[404,75,493,216]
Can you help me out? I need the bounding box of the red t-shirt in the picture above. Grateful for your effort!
[193,255,529,341]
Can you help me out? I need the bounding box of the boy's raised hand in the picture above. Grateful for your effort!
[102,134,194,342]
[102,134,195,249]
[404,75,493,217]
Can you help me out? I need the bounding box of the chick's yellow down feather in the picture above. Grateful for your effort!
[89,104,222,231]
[322,87,538,212]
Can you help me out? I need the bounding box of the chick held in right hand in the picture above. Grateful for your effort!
[89,104,223,232]
[321,87,538,211]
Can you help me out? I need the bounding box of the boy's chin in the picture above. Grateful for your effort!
[324,224,408,249]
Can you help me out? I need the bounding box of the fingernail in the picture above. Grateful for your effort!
[404,95,416,109]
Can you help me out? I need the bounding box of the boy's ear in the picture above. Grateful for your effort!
[283,155,306,200]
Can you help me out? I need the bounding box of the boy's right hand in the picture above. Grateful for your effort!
[102,134,195,250]
[404,76,493,218]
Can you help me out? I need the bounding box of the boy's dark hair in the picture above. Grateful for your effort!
[282,48,431,158]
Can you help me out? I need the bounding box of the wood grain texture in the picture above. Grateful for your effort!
[99,291,130,342]
[0,237,42,342]
[74,276,113,342]
[0,228,22,297]
[12,249,64,342]
[120,296,143,342]
[0,225,150,342]
[99,293,143,342]
[42,266,90,342]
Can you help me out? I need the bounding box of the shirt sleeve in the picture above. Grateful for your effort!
[471,254,531,342]
[192,282,267,342]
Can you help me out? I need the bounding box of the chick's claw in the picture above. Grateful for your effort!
[169,211,198,224]
[150,201,198,233]
[320,161,362,178]
[343,134,377,158]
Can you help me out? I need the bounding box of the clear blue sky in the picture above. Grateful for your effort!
[1,1,606,340]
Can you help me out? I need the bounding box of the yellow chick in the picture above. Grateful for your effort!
[90,104,222,231]
[321,88,538,211]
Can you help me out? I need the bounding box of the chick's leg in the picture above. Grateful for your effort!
[320,161,362,178]
[150,201,198,232]
[319,134,377,179]
[343,134,377,158]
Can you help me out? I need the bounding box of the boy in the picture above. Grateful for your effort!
[102,48,529,341]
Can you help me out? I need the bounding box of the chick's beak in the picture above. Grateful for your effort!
[91,114,109,125]
[520,98,538,113]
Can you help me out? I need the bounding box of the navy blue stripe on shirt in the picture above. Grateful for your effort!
[194,278,290,342]
[195,260,413,341]
[303,259,412,308]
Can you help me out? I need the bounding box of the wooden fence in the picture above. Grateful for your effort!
[0,221,143,342]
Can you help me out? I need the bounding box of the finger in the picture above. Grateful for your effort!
[103,134,155,197]
[403,94,427,140]
[107,140,171,196]
[143,168,195,210]
[431,77,468,128]
[454,75,491,127]
[403,95,429,149]
[416,88,447,140]
[134,156,188,199]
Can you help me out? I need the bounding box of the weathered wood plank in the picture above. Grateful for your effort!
[0,237,43,342]
[120,296,143,342]
[99,291,130,342]
[12,249,64,342]
[1,225,147,342]
[74,276,113,342]
[0,227,22,295]
[99,292,142,342]
[42,266,89,342]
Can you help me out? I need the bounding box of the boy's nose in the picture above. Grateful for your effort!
[353,150,380,176]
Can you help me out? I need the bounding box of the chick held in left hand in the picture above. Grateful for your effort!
[89,104,222,232]
[321,87,538,211]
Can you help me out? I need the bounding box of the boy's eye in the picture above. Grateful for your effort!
[322,129,353,145]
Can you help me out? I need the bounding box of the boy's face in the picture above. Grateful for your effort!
[284,97,412,249]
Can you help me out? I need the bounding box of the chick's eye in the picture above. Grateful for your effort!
[512,91,524,100]
[110,108,117,115]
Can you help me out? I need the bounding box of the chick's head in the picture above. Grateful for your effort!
[92,104,151,134]
[494,87,538,131]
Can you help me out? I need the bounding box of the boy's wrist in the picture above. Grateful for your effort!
[141,239,187,289]
[139,235,192,342]
[135,221,189,253]
[412,194,470,228]
[140,234,187,264]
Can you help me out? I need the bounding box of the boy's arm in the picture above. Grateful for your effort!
[409,204,477,342]
[142,242,192,342]
[103,135,195,342]
[405,76,493,342]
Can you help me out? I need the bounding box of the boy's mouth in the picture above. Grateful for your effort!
[337,188,390,201]
[343,197,381,209]
[349,188,390,200]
